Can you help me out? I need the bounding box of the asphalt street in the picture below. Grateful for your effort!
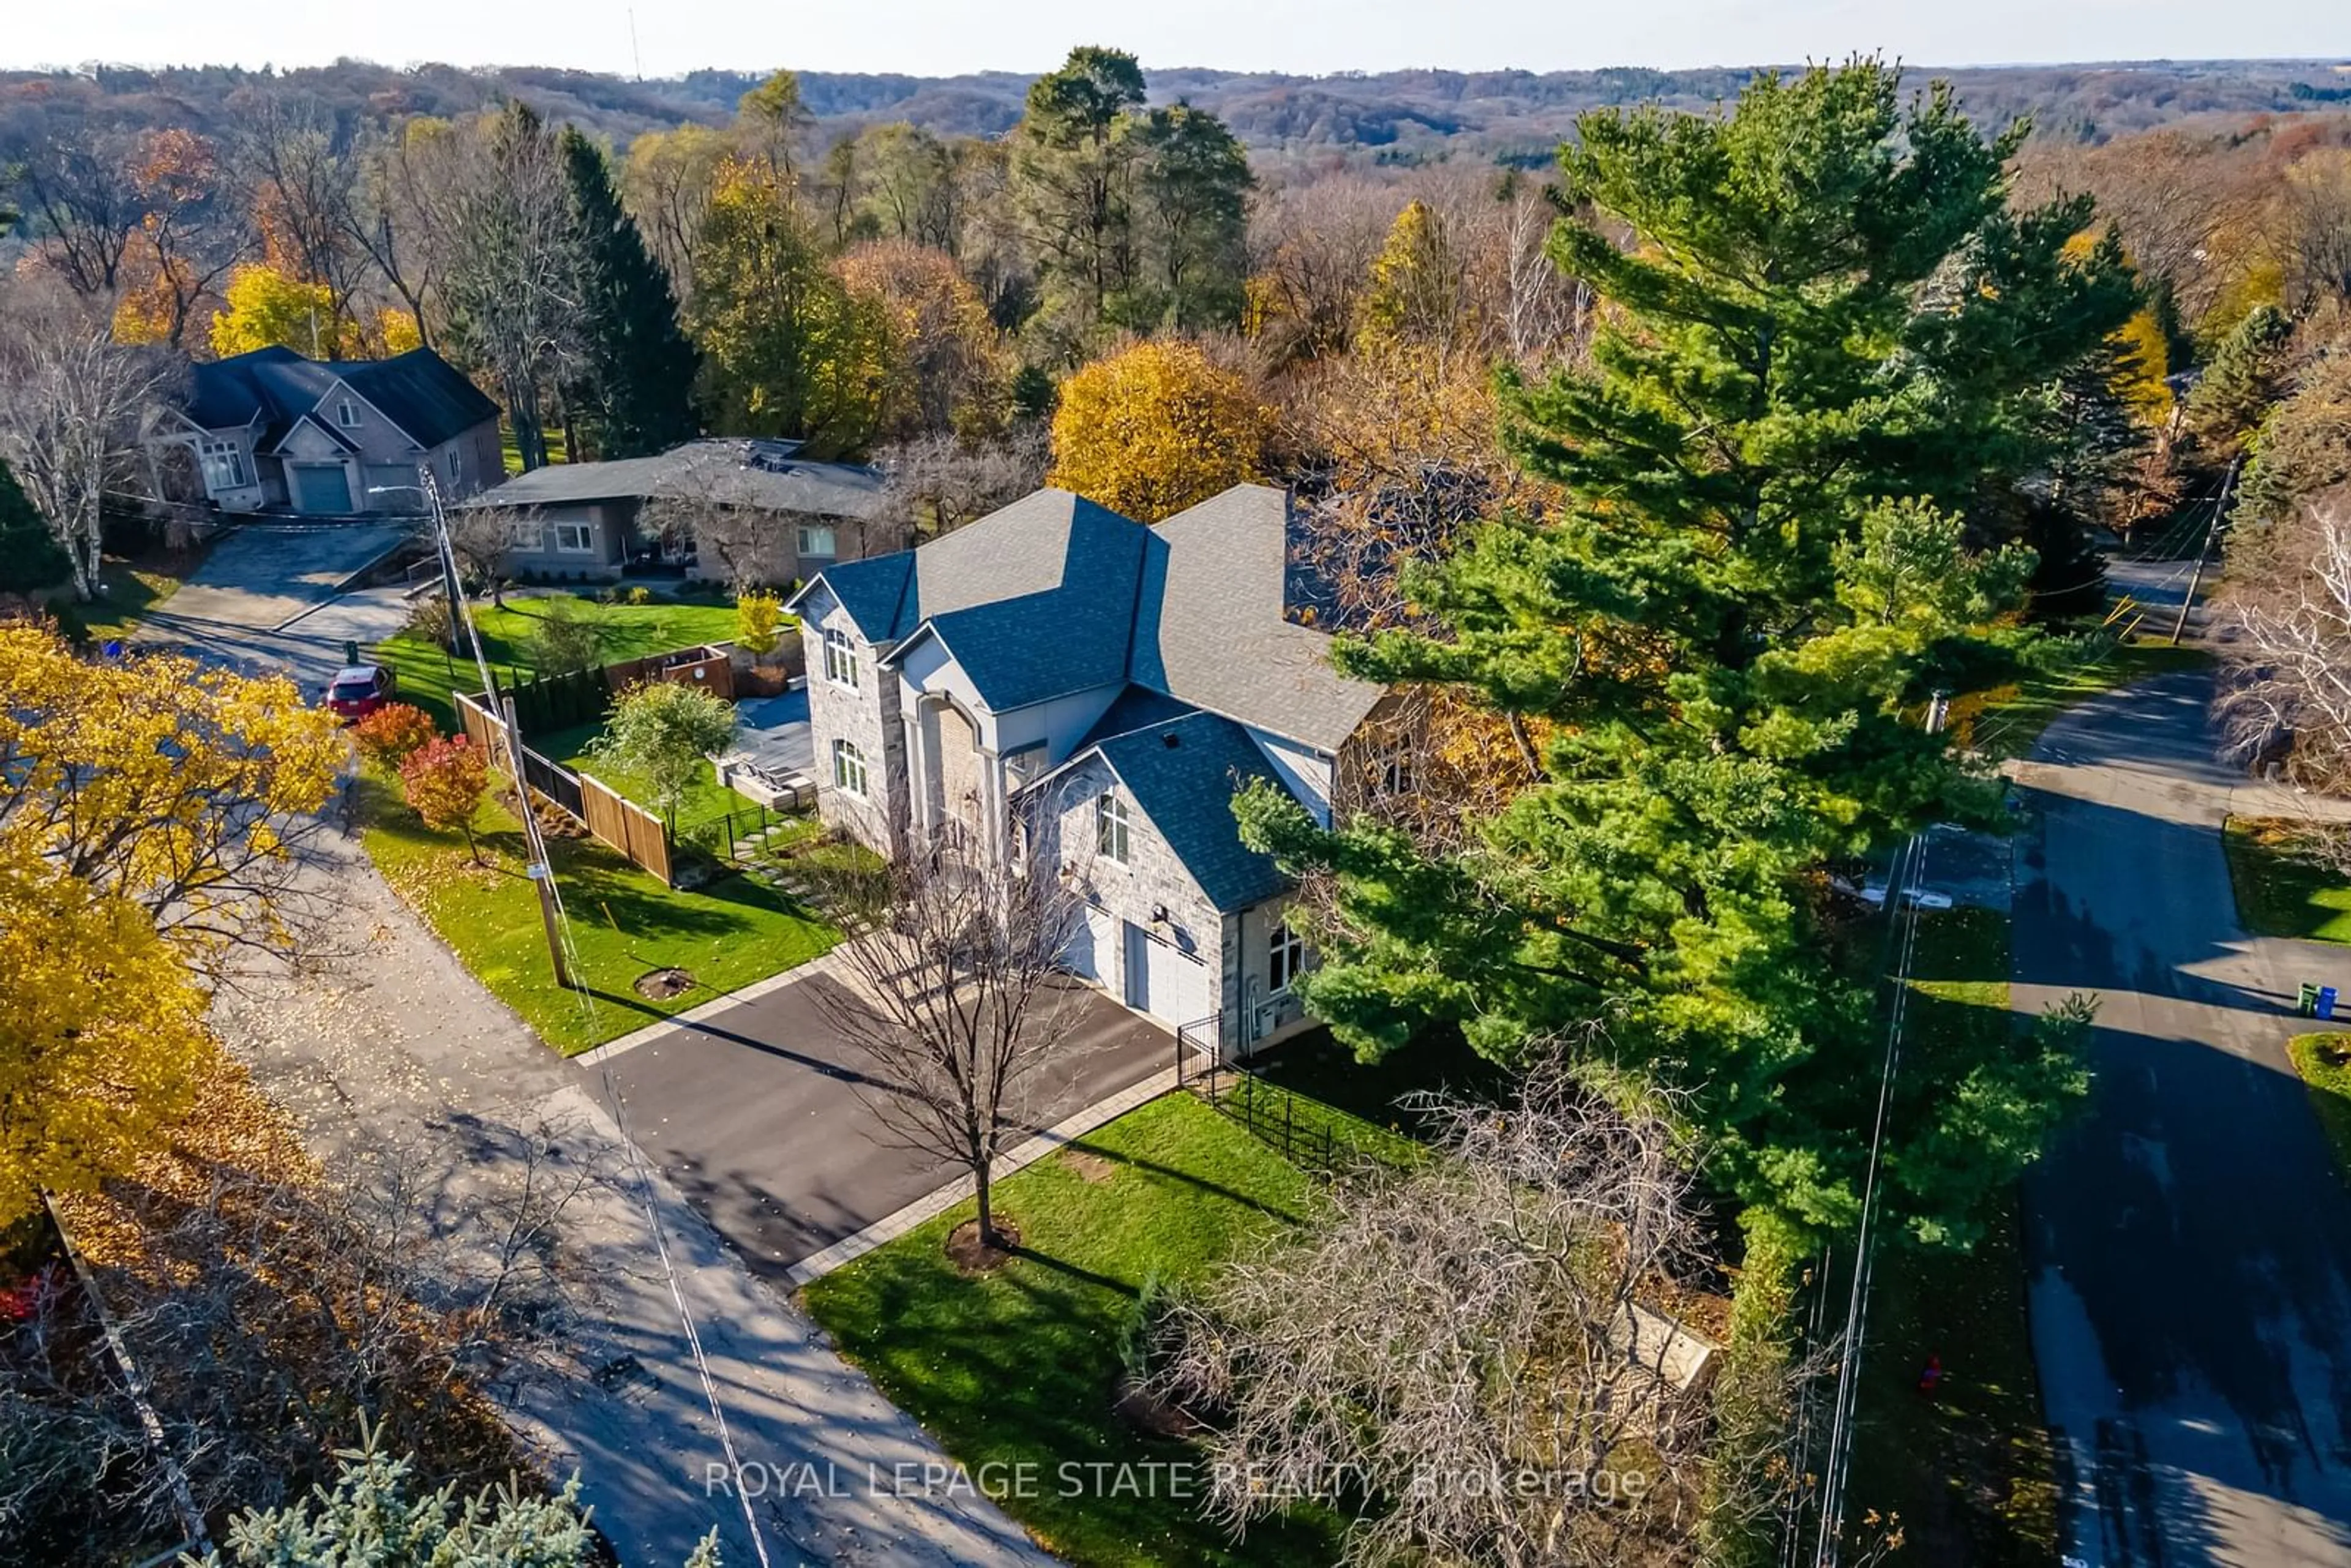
[2014,669,2351,1566]
[588,969,1174,1274]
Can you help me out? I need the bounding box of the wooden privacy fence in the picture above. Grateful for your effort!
[454,691,675,886]
[604,643,736,700]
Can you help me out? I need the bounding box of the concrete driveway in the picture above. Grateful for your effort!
[157,519,414,632]
[582,969,1174,1275]
[2013,669,2351,1566]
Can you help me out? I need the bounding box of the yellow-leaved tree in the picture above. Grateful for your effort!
[210,264,354,359]
[0,839,211,1220]
[1046,339,1272,522]
[0,623,342,1219]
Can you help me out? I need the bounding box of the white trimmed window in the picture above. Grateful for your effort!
[1095,792,1131,865]
[823,627,860,688]
[336,397,360,428]
[198,438,248,492]
[833,738,868,797]
[1269,920,1305,992]
[797,523,838,558]
[553,521,594,553]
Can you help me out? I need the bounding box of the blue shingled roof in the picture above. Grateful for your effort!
[1091,711,1289,913]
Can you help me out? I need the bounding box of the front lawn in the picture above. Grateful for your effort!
[369,592,743,731]
[2221,817,2351,944]
[43,547,205,644]
[2289,1033,2351,1184]
[1841,907,2059,1567]
[801,1092,1351,1568]
[358,770,835,1054]
[531,716,779,861]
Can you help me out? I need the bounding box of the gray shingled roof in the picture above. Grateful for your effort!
[1135,485,1385,752]
[1091,711,1289,913]
[459,440,883,518]
[807,482,1379,750]
[189,345,500,450]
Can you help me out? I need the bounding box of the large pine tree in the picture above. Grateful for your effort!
[1242,62,2134,1248]
[561,127,700,459]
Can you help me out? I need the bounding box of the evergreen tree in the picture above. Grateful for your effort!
[2184,302,2292,458]
[0,459,70,597]
[561,127,700,459]
[1131,102,1253,331]
[1242,62,2132,1250]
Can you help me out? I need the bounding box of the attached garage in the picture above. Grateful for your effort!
[290,463,353,514]
[1122,921,1210,1027]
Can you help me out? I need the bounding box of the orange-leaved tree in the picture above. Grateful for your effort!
[353,702,440,772]
[400,735,491,863]
[1046,339,1272,522]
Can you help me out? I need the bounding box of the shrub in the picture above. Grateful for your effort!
[626,585,653,606]
[735,590,784,658]
[399,736,490,863]
[404,595,452,648]
[528,597,604,674]
[591,680,738,828]
[351,702,438,771]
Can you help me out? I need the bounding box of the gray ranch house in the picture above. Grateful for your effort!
[163,345,503,516]
[456,438,887,585]
[789,483,1407,1059]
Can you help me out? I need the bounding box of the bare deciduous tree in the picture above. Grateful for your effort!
[405,103,588,471]
[2219,492,2351,794]
[0,298,184,600]
[802,828,1087,1251]
[1149,1069,1795,1568]
[0,110,144,297]
[872,427,1048,541]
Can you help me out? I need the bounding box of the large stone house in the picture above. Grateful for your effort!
[456,438,886,584]
[164,345,503,516]
[789,483,1403,1057]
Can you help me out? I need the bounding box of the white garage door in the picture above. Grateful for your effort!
[1124,921,1210,1026]
[1063,902,1119,986]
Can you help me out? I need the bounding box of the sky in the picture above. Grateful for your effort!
[7,0,2349,79]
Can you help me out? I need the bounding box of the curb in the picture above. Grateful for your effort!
[781,1065,1182,1287]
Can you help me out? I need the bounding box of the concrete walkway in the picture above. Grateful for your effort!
[2013,669,2351,1567]
[216,827,1056,1568]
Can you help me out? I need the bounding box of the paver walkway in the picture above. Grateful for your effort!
[216,825,1056,1568]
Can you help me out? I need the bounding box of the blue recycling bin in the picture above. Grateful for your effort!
[2320,986,2339,1021]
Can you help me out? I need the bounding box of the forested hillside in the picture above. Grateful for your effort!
[6,55,2350,159]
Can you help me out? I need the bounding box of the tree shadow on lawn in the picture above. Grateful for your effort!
[1056,1136,1312,1230]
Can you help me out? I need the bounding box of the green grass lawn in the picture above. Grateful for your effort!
[358,770,835,1053]
[2289,1033,2351,1184]
[530,716,768,859]
[1952,636,2209,763]
[43,549,203,644]
[2221,817,2351,943]
[501,424,571,475]
[369,593,743,732]
[801,1092,1354,1568]
[1840,907,2058,1567]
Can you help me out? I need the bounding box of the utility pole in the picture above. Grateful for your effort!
[504,692,572,989]
[2171,459,2237,648]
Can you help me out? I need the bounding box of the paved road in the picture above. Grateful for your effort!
[220,831,1057,1568]
[588,969,1172,1274]
[140,582,416,695]
[2014,669,2351,1566]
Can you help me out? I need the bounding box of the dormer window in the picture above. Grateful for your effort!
[336,398,360,429]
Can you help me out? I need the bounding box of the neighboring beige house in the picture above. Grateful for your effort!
[456,438,887,584]
[162,345,502,516]
[787,483,1400,1059]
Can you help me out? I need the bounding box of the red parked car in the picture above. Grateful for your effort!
[324,664,399,722]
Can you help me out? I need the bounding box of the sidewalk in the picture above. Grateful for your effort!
[212,827,1055,1568]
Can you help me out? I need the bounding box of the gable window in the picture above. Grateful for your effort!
[797,523,838,558]
[832,738,868,797]
[1269,920,1306,992]
[336,398,360,429]
[552,521,594,553]
[1095,792,1131,865]
[1378,740,1414,797]
[198,438,248,493]
[823,627,860,688]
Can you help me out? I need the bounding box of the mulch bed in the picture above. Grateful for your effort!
[945,1217,1022,1275]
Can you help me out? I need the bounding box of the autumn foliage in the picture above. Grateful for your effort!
[1046,339,1273,522]
[352,702,440,770]
[400,735,492,861]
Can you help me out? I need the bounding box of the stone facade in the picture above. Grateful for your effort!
[800,589,906,854]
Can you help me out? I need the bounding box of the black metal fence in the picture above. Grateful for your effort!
[1176,1021,1398,1180]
